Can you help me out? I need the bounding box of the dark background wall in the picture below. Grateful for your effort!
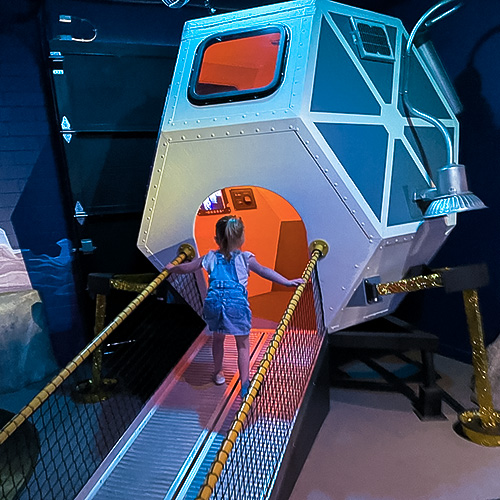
[1,1,86,363]
[0,0,498,364]
[385,0,500,361]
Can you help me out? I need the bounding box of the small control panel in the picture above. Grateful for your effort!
[230,188,257,211]
[197,189,231,216]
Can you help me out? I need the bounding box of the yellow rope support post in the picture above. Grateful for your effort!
[376,272,443,296]
[110,273,157,293]
[0,244,195,447]
[195,240,329,500]
[459,289,500,446]
[72,293,118,403]
[372,266,500,446]
[93,294,107,387]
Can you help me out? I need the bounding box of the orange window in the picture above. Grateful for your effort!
[189,27,287,104]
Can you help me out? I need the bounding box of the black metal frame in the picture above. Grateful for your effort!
[329,315,445,420]
[188,25,288,105]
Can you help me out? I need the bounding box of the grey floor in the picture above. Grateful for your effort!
[289,355,500,500]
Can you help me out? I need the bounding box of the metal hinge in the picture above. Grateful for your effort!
[74,201,87,225]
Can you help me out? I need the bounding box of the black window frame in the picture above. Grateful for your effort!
[188,26,288,106]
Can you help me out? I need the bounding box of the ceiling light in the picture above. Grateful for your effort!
[162,0,190,8]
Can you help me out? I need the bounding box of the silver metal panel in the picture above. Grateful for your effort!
[140,122,377,330]
[331,216,455,330]
[163,3,314,133]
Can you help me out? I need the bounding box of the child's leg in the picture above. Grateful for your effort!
[212,331,225,375]
[235,334,250,386]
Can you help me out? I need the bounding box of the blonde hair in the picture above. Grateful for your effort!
[215,216,244,260]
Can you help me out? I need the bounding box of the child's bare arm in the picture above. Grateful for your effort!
[165,256,203,274]
[248,256,304,287]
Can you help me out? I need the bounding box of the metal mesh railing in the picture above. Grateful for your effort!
[196,240,328,500]
[0,246,204,500]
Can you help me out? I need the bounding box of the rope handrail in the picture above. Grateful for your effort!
[196,239,328,500]
[0,244,195,447]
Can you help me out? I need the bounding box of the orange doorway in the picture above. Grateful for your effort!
[194,186,309,328]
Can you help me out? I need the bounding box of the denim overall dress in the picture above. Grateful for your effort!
[202,250,253,336]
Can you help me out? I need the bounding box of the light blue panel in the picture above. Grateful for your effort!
[404,125,451,181]
[311,18,381,115]
[329,13,395,104]
[398,46,451,121]
[315,123,387,220]
[388,139,428,226]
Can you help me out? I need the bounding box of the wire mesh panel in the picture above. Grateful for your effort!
[0,273,204,500]
[167,273,204,316]
[208,271,326,500]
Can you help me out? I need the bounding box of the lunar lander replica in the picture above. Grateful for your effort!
[138,0,497,447]
[138,0,482,330]
[2,4,498,500]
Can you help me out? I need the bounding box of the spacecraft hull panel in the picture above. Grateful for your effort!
[138,0,460,332]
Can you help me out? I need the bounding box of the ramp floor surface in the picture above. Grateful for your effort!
[79,329,274,500]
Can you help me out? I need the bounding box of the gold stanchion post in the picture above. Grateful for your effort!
[459,289,500,446]
[71,245,195,404]
[73,293,117,403]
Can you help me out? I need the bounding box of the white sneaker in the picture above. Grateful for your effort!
[213,372,226,385]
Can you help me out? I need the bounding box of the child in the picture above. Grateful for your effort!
[165,215,304,397]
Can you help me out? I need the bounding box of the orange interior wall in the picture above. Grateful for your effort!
[199,33,280,90]
[194,186,308,324]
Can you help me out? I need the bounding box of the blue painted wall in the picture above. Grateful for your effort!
[0,1,86,365]
[0,0,207,367]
